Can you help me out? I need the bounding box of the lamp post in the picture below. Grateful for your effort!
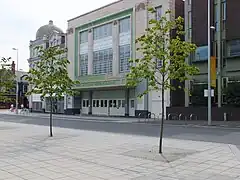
[12,48,19,114]
[207,0,212,125]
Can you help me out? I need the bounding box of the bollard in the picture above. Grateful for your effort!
[224,112,227,121]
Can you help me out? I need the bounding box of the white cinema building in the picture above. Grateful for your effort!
[64,0,185,117]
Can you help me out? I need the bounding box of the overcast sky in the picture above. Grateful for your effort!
[0,0,116,71]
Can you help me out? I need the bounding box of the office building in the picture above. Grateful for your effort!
[167,0,240,120]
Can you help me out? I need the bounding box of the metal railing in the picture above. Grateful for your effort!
[167,113,178,120]
[189,114,198,120]
[144,112,157,122]
[138,112,143,122]
[178,113,187,120]
[167,113,198,121]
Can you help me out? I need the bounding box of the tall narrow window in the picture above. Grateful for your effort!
[156,6,162,21]
[221,0,226,21]
[80,31,88,44]
[214,3,219,32]
[80,54,88,76]
[119,44,131,72]
[119,17,130,33]
[221,0,226,32]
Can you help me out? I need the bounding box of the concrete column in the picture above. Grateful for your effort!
[135,4,148,110]
[66,96,74,109]
[64,94,67,110]
[125,88,129,117]
[88,29,93,75]
[112,21,120,76]
[217,0,222,107]
[184,1,191,107]
[88,91,92,115]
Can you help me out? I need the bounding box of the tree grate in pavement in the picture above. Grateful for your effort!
[121,146,198,162]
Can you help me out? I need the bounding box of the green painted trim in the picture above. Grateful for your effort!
[74,8,133,79]
[76,8,133,31]
[75,78,126,89]
[74,31,79,78]
[74,74,127,89]
[78,74,106,82]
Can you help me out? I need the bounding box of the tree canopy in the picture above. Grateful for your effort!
[26,46,79,99]
[127,9,199,95]
[0,57,15,103]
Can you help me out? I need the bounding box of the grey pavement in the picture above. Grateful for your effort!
[0,121,240,180]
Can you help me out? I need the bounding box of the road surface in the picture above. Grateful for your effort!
[0,114,240,146]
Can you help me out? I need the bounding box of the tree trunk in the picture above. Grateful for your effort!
[159,80,165,154]
[49,96,53,137]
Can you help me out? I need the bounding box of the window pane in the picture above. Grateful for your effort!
[80,31,88,43]
[113,100,117,107]
[118,100,121,108]
[93,23,112,40]
[93,100,96,107]
[119,17,130,33]
[119,44,131,72]
[222,1,226,20]
[96,100,99,107]
[93,48,113,75]
[156,6,162,21]
[80,54,88,76]
[109,100,112,107]
[194,46,208,61]
[100,100,104,107]
[122,100,125,107]
[83,100,85,107]
[229,40,240,57]
[131,100,134,108]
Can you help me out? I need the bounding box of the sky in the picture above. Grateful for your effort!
[0,0,116,72]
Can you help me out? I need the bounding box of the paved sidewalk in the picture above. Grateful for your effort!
[0,121,240,179]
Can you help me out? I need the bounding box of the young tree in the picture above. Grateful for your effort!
[26,46,79,137]
[0,57,15,104]
[127,9,199,154]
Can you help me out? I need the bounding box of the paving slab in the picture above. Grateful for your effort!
[0,121,239,179]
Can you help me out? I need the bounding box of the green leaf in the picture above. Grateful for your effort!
[0,57,15,102]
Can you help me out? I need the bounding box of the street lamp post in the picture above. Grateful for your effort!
[12,48,19,114]
[207,0,212,126]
